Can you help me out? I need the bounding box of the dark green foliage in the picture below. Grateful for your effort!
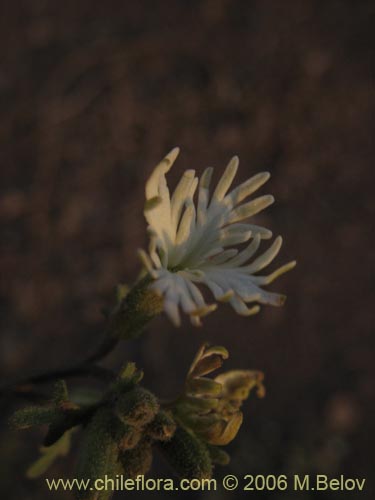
[159,426,212,479]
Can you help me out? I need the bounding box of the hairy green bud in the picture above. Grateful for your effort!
[119,440,153,479]
[114,387,159,427]
[118,424,142,451]
[146,410,176,441]
[159,426,212,479]
[107,276,163,340]
[75,408,122,500]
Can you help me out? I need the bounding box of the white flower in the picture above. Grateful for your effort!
[139,148,296,327]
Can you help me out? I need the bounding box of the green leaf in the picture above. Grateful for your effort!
[10,406,58,429]
[26,430,73,479]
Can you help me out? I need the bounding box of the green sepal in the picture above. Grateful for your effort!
[118,423,142,451]
[159,426,212,479]
[114,387,159,427]
[145,410,176,442]
[107,276,163,340]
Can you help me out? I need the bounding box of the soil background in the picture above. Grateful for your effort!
[0,1,374,499]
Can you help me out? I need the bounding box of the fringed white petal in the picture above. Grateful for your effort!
[227,195,275,224]
[242,236,282,273]
[197,167,213,226]
[250,260,297,285]
[225,171,270,206]
[212,156,239,202]
[142,149,295,326]
[149,269,217,327]
[145,147,179,200]
[170,170,196,233]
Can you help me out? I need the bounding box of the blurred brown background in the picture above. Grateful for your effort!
[0,1,374,499]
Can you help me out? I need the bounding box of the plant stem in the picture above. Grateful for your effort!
[2,274,162,401]
[0,336,118,401]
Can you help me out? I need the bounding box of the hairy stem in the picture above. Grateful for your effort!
[1,274,163,401]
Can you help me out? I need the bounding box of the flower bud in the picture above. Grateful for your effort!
[159,426,212,479]
[114,387,159,427]
[118,423,142,451]
[146,410,176,441]
[119,440,153,479]
[107,277,164,340]
[75,407,123,500]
